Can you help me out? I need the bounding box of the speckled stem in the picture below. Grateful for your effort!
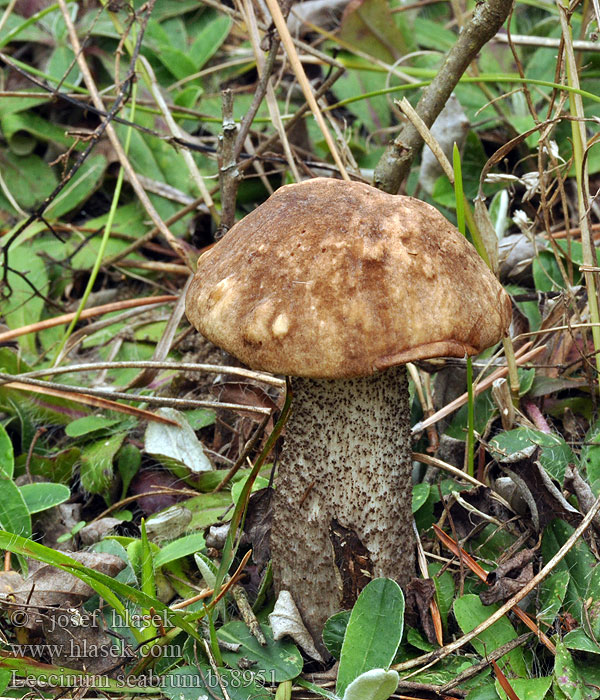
[270,366,414,655]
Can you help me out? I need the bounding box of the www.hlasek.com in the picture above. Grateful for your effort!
[6,639,182,660]
[12,668,276,690]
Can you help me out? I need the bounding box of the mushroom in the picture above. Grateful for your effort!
[185,178,511,655]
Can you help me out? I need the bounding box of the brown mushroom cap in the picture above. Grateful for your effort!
[186,178,512,379]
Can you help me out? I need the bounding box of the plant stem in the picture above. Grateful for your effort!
[373,0,514,193]
[559,4,600,380]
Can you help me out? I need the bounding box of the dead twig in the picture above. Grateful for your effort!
[373,0,514,193]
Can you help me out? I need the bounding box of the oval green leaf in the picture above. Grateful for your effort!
[19,482,70,513]
[336,578,404,698]
[217,620,303,682]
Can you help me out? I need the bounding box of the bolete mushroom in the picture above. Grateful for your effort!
[185,178,511,654]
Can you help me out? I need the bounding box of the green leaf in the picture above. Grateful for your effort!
[0,152,57,213]
[182,491,236,530]
[46,44,82,86]
[0,477,31,539]
[495,677,552,700]
[296,679,339,699]
[0,111,76,155]
[322,610,351,659]
[406,627,434,651]
[140,520,155,601]
[446,390,495,441]
[553,642,588,700]
[111,124,192,235]
[183,408,216,430]
[581,419,600,491]
[542,519,596,624]
[537,570,570,626]
[189,14,232,69]
[585,564,600,640]
[0,530,203,642]
[518,367,536,397]
[429,561,455,635]
[117,443,141,500]
[467,683,500,700]
[0,656,156,694]
[80,432,126,496]
[412,482,430,513]
[155,46,197,81]
[45,154,107,220]
[217,621,303,682]
[489,427,574,482]
[331,62,391,135]
[231,475,269,505]
[154,533,206,568]
[65,415,123,437]
[337,578,404,698]
[0,423,14,479]
[16,446,79,485]
[339,0,407,62]
[0,669,11,695]
[3,245,48,354]
[563,629,600,655]
[453,594,526,676]
[19,482,70,513]
[506,284,542,332]
[343,668,399,700]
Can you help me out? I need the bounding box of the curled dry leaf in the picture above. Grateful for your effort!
[212,382,279,424]
[480,549,536,605]
[404,578,437,645]
[268,590,325,662]
[145,505,192,542]
[78,518,122,545]
[564,463,600,532]
[243,487,273,569]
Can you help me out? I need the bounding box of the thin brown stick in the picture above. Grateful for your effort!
[18,361,286,388]
[2,380,178,425]
[0,374,273,415]
[213,414,271,493]
[374,0,514,192]
[0,296,176,343]
[411,344,545,434]
[437,633,531,692]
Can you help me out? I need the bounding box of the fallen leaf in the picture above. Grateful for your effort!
[269,590,324,662]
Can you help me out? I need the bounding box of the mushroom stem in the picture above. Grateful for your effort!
[271,366,415,654]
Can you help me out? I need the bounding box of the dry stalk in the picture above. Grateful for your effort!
[218,89,241,233]
[139,55,218,223]
[0,296,177,343]
[0,373,273,415]
[20,361,286,388]
[262,0,351,180]
[373,0,514,193]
